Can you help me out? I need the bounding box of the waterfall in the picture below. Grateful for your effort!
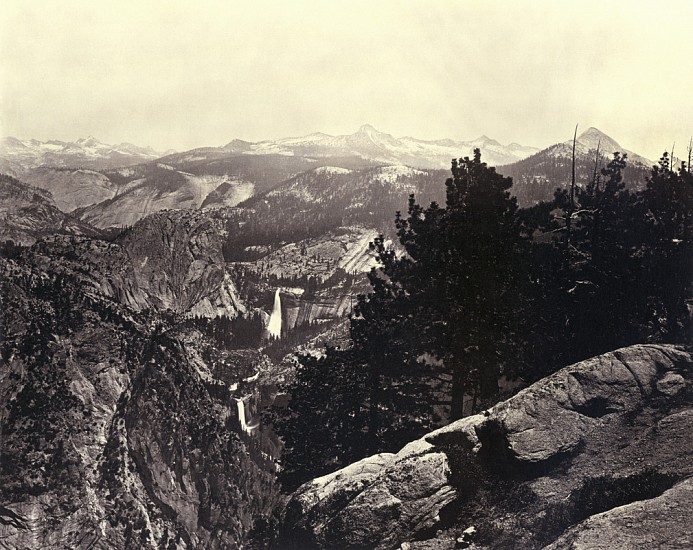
[268,288,282,338]
[236,398,248,433]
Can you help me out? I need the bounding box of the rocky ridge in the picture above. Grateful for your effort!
[278,344,693,549]
[0,249,275,549]
[117,210,245,317]
[0,174,102,245]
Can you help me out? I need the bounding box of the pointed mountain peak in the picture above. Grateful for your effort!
[576,127,622,152]
[223,138,254,152]
[578,127,611,140]
[358,124,379,134]
[1,136,26,146]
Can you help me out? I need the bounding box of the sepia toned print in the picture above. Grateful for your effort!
[1,1,692,548]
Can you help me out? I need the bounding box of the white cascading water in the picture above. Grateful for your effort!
[236,398,248,433]
[268,288,282,339]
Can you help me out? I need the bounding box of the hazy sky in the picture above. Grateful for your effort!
[2,0,692,160]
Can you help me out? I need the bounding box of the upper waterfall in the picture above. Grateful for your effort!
[268,288,282,338]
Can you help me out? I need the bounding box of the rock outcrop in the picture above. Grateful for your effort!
[0,174,101,245]
[117,210,245,317]
[279,344,693,549]
[282,449,455,549]
[24,208,244,318]
[544,477,693,550]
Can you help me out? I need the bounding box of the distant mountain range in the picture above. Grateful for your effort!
[0,126,537,178]
[1,126,659,179]
[153,125,538,171]
[0,125,662,232]
[221,124,539,169]
[0,136,173,175]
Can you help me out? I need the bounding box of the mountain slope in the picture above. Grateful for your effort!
[499,127,654,206]
[74,155,377,229]
[0,254,276,549]
[20,167,120,212]
[552,127,653,167]
[222,165,447,261]
[0,174,102,245]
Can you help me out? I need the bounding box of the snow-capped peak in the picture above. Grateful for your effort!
[541,127,653,167]
[76,136,105,148]
[0,136,169,171]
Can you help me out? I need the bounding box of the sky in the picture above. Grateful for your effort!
[1,0,692,160]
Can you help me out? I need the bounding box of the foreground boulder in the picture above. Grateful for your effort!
[279,344,693,549]
[544,477,693,550]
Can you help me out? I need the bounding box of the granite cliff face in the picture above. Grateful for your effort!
[278,344,693,549]
[117,210,245,317]
[281,290,356,331]
[23,208,244,319]
[0,253,276,549]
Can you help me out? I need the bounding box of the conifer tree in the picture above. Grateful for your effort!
[393,150,531,417]
[267,349,368,492]
[269,150,531,488]
[527,152,643,368]
[569,152,644,355]
[641,152,693,341]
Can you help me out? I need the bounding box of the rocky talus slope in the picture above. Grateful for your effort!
[0,253,277,549]
[279,344,693,549]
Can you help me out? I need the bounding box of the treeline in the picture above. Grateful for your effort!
[185,312,265,350]
[237,267,362,295]
[499,148,651,206]
[269,148,693,491]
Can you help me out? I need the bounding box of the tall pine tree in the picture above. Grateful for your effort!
[394,149,531,417]
[269,150,533,491]
[641,152,693,341]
